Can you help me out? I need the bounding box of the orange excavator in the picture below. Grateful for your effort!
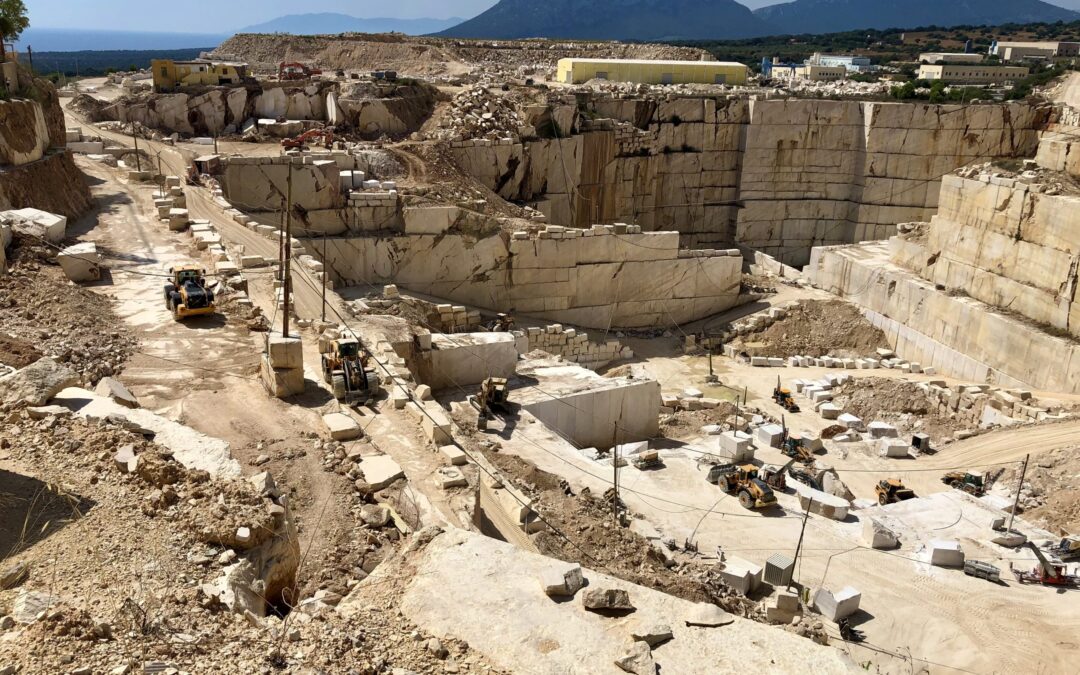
[281,128,334,150]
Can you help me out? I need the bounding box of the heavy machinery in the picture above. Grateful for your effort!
[760,459,795,491]
[278,61,322,81]
[782,435,816,464]
[164,265,216,320]
[941,471,989,496]
[320,337,379,403]
[632,450,663,470]
[772,377,800,413]
[281,128,334,150]
[1011,541,1080,586]
[471,377,509,416]
[837,618,864,643]
[1046,537,1080,562]
[875,478,916,505]
[485,313,515,332]
[708,463,777,510]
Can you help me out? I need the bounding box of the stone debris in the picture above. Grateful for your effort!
[11,590,57,624]
[614,641,656,675]
[581,587,635,612]
[684,603,735,627]
[94,376,140,408]
[539,563,585,598]
[0,357,80,406]
[630,622,673,648]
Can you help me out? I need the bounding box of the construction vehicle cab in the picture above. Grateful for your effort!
[875,478,916,505]
[963,559,1001,583]
[320,337,379,403]
[712,463,777,510]
[1047,537,1080,561]
[772,376,800,413]
[761,458,797,491]
[164,265,216,320]
[632,450,662,470]
[942,471,987,496]
[486,313,515,332]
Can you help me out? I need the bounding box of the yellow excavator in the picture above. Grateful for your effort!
[164,265,216,320]
[320,337,380,403]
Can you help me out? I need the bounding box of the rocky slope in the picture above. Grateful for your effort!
[755,0,1080,35]
[437,0,774,40]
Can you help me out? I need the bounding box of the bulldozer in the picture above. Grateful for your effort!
[485,313,515,332]
[772,376,800,413]
[1011,541,1080,587]
[710,463,777,510]
[941,471,988,496]
[320,337,379,403]
[875,478,916,505]
[164,265,216,320]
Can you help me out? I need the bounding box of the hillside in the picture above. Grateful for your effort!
[435,0,774,40]
[239,13,465,36]
[755,0,1080,35]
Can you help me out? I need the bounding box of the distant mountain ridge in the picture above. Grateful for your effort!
[13,28,225,52]
[239,13,465,36]
[754,0,1080,35]
[435,0,774,40]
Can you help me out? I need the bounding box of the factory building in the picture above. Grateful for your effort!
[919,53,984,65]
[918,64,1029,84]
[556,58,748,86]
[991,41,1080,62]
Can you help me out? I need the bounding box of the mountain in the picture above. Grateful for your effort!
[13,28,225,52]
[435,0,774,40]
[238,13,465,36]
[754,0,1080,35]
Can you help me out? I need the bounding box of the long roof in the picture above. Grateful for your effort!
[560,58,745,67]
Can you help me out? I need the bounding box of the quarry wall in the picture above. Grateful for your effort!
[308,227,743,330]
[0,71,92,219]
[807,242,1080,394]
[452,98,1046,267]
[895,174,1080,337]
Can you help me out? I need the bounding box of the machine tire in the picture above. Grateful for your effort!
[365,372,380,392]
[172,304,182,321]
[164,285,176,309]
[738,490,754,509]
[320,356,332,384]
[878,492,889,505]
[332,374,347,400]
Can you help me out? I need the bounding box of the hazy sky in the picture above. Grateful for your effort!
[26,0,1080,33]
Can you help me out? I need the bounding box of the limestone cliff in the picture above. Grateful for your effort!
[452,98,1048,267]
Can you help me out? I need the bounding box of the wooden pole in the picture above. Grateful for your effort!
[1006,454,1030,534]
[282,163,293,338]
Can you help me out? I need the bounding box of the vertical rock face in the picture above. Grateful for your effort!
[453,98,1047,267]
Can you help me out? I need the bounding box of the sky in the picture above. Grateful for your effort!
[25,0,1080,33]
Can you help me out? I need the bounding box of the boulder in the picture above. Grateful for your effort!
[94,377,140,409]
[0,358,80,406]
[862,517,899,549]
[614,641,656,675]
[322,412,361,441]
[813,586,861,621]
[113,444,138,473]
[11,590,57,623]
[360,504,391,527]
[581,587,634,611]
[56,242,102,282]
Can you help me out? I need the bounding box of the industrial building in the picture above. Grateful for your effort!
[806,53,874,72]
[991,41,1080,63]
[556,58,747,86]
[792,65,846,81]
[919,53,984,65]
[151,59,250,92]
[918,64,1029,84]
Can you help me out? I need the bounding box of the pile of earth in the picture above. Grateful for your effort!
[829,377,965,445]
[731,300,889,359]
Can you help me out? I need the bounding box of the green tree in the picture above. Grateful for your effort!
[0,0,28,57]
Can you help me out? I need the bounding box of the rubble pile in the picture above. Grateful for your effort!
[998,446,1080,534]
[0,237,136,383]
[725,300,889,359]
[434,86,524,142]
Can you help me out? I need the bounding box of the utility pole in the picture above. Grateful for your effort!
[1006,454,1030,534]
[789,497,813,591]
[321,229,328,323]
[612,422,621,525]
[213,130,219,155]
[131,122,142,172]
[282,163,293,338]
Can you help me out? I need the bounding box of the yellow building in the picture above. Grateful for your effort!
[556,58,747,86]
[918,64,1029,84]
[151,59,249,91]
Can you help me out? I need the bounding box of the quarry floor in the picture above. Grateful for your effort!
[58,95,1080,674]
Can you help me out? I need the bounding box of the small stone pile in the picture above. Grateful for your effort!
[522,323,633,368]
[435,85,524,142]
